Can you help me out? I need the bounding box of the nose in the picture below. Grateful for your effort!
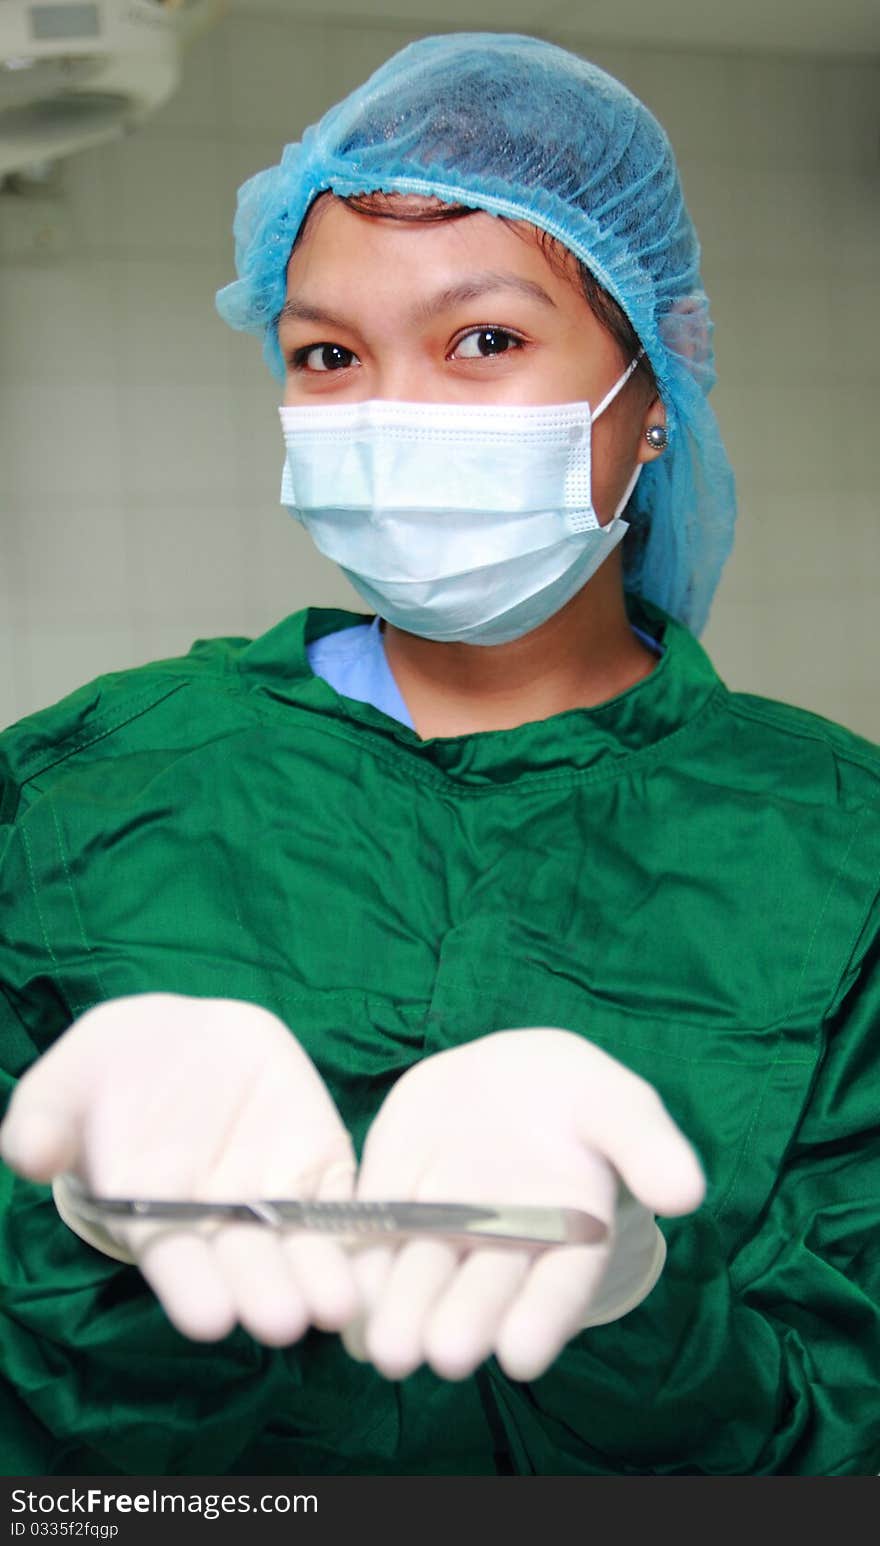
[363,344,475,405]
[366,367,446,404]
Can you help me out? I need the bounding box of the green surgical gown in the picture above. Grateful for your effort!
[0,599,878,1476]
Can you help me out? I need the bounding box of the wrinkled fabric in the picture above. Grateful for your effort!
[0,597,878,1476]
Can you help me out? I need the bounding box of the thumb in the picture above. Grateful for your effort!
[0,1020,100,1182]
[575,1081,706,1218]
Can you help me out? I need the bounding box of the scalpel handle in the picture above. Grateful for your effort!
[62,1184,609,1248]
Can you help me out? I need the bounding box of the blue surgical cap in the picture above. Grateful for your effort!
[216,31,736,634]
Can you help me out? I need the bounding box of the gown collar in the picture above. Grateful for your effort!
[238,596,726,785]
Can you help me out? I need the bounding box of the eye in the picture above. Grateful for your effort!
[290,343,358,373]
[451,327,524,360]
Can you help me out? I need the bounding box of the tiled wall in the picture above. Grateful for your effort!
[0,14,877,740]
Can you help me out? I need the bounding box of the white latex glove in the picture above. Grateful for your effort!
[343,1028,705,1383]
[0,993,360,1345]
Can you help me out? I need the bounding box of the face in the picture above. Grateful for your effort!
[279,194,665,525]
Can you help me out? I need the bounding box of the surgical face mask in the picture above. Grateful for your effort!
[278,358,642,646]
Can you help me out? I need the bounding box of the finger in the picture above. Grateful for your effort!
[494,1244,609,1382]
[136,1232,238,1342]
[341,1316,369,1364]
[356,1103,424,1200]
[423,1248,531,1381]
[0,1100,81,1182]
[350,1242,397,1310]
[255,1137,357,1333]
[341,1244,396,1365]
[281,1234,361,1331]
[212,1226,310,1346]
[0,1004,156,1182]
[363,1240,459,1380]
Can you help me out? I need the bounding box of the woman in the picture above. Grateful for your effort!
[0,33,878,1476]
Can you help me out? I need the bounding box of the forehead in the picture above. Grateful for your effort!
[284,192,579,295]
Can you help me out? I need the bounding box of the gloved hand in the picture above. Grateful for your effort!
[0,993,360,1345]
[343,1028,705,1383]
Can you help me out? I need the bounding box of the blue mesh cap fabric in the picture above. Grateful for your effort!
[216,32,736,634]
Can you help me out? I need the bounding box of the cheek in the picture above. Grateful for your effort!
[589,419,642,525]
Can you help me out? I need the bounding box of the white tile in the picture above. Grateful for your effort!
[0,503,22,616]
[287,0,541,21]
[705,55,832,174]
[544,1,878,58]
[706,594,877,710]
[844,495,880,589]
[10,498,131,623]
[58,140,122,257]
[227,362,287,500]
[240,500,365,624]
[108,258,235,389]
[216,16,331,135]
[718,489,877,606]
[701,596,771,688]
[130,612,254,672]
[0,260,120,385]
[0,383,124,501]
[719,494,826,602]
[114,384,237,498]
[146,23,226,135]
[683,163,833,281]
[827,279,879,373]
[113,135,228,256]
[542,40,868,175]
[226,325,279,403]
[558,43,646,93]
[820,695,880,745]
[721,377,839,496]
[213,135,293,223]
[823,60,880,173]
[779,599,878,701]
[124,496,249,619]
[0,612,25,734]
[15,621,140,721]
[708,273,835,385]
[608,50,745,169]
[0,691,21,740]
[827,168,880,281]
[321,24,426,101]
[702,386,752,487]
[825,384,875,498]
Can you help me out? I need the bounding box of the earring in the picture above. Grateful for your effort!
[645,425,668,451]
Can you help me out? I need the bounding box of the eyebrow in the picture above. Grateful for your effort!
[277,271,557,331]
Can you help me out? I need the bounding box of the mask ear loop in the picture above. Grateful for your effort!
[591,350,645,422]
[608,462,642,524]
[564,351,647,535]
[593,350,646,527]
